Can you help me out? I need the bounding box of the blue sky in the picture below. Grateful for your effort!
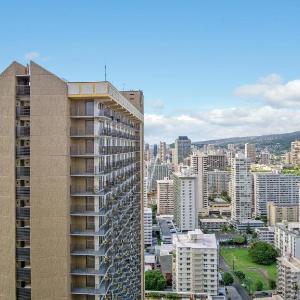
[1,1,300,143]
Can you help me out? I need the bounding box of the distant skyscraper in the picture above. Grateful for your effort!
[147,161,171,191]
[159,141,167,162]
[245,143,256,163]
[153,143,158,157]
[173,229,218,295]
[157,178,174,215]
[0,62,144,299]
[260,150,270,165]
[174,136,191,165]
[230,154,253,223]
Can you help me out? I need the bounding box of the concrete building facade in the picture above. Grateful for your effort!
[0,62,144,300]
[157,178,174,215]
[174,136,191,165]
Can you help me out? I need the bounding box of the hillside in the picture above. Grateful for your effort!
[193,130,300,152]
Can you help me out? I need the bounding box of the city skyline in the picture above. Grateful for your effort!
[2,1,300,143]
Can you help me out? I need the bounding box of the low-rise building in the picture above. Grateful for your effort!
[233,219,265,232]
[173,229,218,296]
[268,202,299,226]
[255,227,275,244]
[199,218,230,232]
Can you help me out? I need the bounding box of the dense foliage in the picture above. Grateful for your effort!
[234,270,245,281]
[145,270,167,291]
[249,242,278,265]
[223,272,234,285]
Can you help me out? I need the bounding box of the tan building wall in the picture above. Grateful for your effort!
[30,62,71,300]
[268,201,299,226]
[0,62,26,299]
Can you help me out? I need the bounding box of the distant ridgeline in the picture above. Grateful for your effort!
[193,130,300,153]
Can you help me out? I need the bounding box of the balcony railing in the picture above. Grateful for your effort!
[16,146,30,156]
[70,127,94,137]
[16,287,31,299]
[16,126,30,137]
[16,228,30,241]
[17,268,31,281]
[16,106,30,117]
[16,167,30,177]
[16,187,30,197]
[16,207,30,219]
[16,247,30,261]
[16,85,30,96]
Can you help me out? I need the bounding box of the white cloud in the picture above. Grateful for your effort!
[145,106,300,143]
[24,51,40,61]
[234,74,300,107]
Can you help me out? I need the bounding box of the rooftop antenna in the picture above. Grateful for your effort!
[104,65,107,81]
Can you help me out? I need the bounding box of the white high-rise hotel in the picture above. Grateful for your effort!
[230,154,253,223]
[173,229,218,295]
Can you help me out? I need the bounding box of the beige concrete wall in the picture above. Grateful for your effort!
[0,62,26,300]
[30,62,71,300]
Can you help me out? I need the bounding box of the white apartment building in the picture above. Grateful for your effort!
[207,170,230,198]
[255,227,275,244]
[144,176,148,207]
[144,207,153,246]
[274,222,300,258]
[157,178,174,215]
[253,172,300,217]
[245,143,256,163]
[230,154,253,223]
[172,170,200,232]
[277,256,300,300]
[173,229,218,296]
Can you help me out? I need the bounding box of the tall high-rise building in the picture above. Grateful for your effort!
[174,136,191,165]
[0,62,144,299]
[207,170,230,198]
[245,143,256,163]
[172,170,199,231]
[144,208,152,246]
[260,150,270,165]
[173,229,218,295]
[291,140,300,166]
[159,141,167,162]
[230,154,253,223]
[253,172,300,217]
[153,144,158,158]
[157,178,174,215]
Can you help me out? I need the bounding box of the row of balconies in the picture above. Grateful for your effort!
[70,145,139,156]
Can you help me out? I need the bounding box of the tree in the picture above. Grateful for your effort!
[233,235,246,245]
[223,272,234,286]
[145,270,166,291]
[249,242,278,265]
[255,280,263,291]
[234,270,245,282]
[269,279,276,290]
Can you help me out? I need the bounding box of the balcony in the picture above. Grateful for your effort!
[16,247,30,261]
[16,146,30,156]
[16,106,30,117]
[70,205,109,217]
[71,286,107,296]
[16,287,31,299]
[17,267,31,281]
[71,245,111,257]
[70,224,110,237]
[16,227,30,241]
[70,127,94,138]
[16,85,30,96]
[16,187,30,198]
[16,126,30,137]
[70,265,109,276]
[16,207,30,219]
[70,145,96,157]
[16,167,30,177]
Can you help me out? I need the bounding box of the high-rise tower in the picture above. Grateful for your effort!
[0,61,144,300]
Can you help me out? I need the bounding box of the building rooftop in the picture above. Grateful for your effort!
[199,218,229,223]
[173,229,217,249]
